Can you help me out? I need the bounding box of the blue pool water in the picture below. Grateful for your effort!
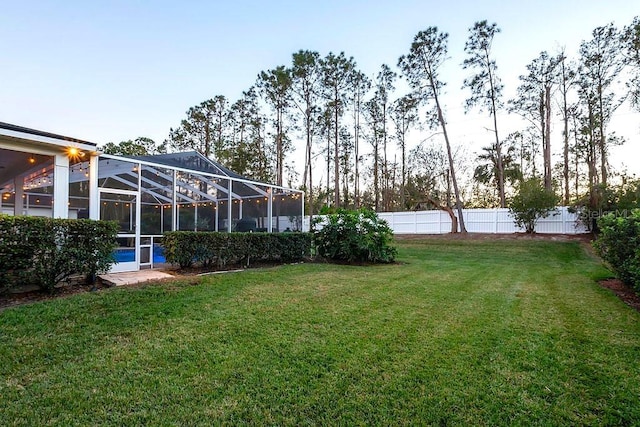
[114,245,166,264]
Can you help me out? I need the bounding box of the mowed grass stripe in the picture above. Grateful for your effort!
[1,239,639,425]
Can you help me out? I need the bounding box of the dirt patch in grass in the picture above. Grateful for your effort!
[599,278,640,313]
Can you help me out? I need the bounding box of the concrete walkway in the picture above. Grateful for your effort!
[98,270,174,287]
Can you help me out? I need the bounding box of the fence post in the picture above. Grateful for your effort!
[494,208,498,234]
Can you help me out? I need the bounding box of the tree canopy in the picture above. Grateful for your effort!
[100,16,640,218]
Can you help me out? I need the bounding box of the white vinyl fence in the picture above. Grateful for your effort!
[303,207,589,235]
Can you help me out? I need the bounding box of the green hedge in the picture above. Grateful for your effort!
[162,232,312,269]
[0,215,118,293]
[594,210,640,291]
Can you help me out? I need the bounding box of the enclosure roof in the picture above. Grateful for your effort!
[125,151,247,180]
[0,122,97,146]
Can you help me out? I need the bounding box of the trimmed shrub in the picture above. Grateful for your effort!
[162,231,202,269]
[312,208,397,263]
[594,210,640,291]
[0,215,118,293]
[162,232,312,269]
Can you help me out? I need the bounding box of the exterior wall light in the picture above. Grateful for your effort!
[67,147,86,159]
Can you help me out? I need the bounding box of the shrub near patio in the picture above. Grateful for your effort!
[162,231,312,269]
[0,215,117,293]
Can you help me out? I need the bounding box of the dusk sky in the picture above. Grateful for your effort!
[1,0,638,180]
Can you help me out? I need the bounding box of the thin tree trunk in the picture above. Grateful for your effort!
[334,90,340,207]
[561,61,570,205]
[401,127,406,209]
[544,85,552,191]
[309,157,313,219]
[217,108,225,161]
[563,116,570,205]
[572,113,580,200]
[277,108,283,186]
[391,154,397,211]
[205,115,211,158]
[425,196,458,233]
[487,55,505,208]
[382,103,388,211]
[302,124,310,194]
[374,136,380,211]
[596,81,608,187]
[306,113,313,219]
[446,169,452,207]
[326,125,331,207]
[431,74,466,233]
[574,152,579,202]
[539,91,545,182]
[599,124,608,188]
[587,103,598,208]
[354,96,360,208]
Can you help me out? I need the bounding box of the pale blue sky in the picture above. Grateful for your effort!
[1,0,638,178]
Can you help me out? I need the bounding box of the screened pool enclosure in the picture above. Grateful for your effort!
[0,123,304,272]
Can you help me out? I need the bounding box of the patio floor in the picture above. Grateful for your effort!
[98,270,174,287]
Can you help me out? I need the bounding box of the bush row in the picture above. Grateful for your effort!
[162,232,312,269]
[0,215,118,293]
[594,210,640,291]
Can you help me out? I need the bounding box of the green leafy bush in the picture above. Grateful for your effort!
[162,232,312,269]
[594,210,640,291]
[570,179,640,232]
[0,215,118,293]
[509,178,559,233]
[312,208,397,263]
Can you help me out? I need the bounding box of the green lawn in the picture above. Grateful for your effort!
[1,238,639,425]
